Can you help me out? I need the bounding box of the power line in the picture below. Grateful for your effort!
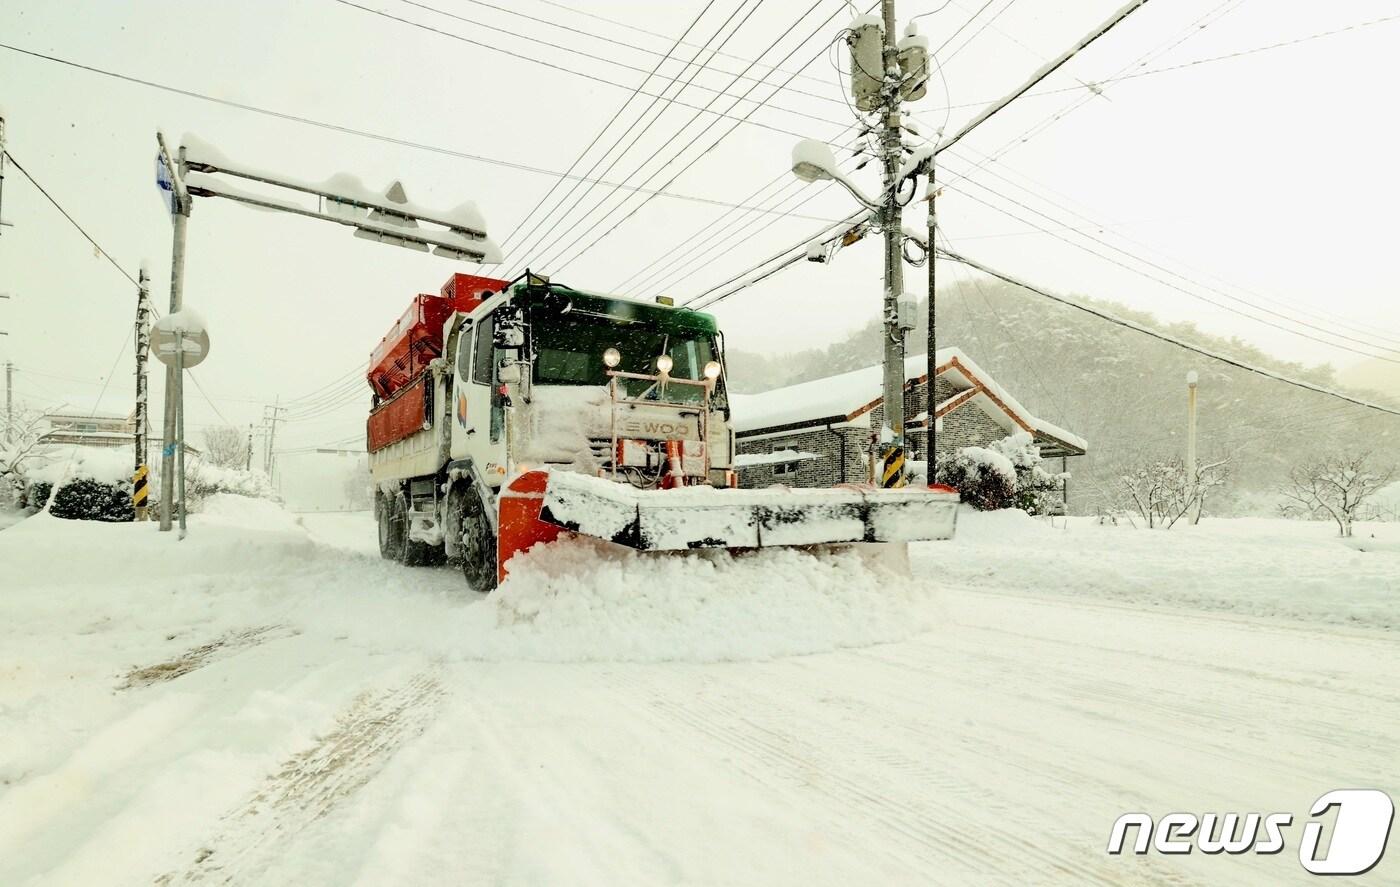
[635,139,868,298]
[943,152,1400,348]
[324,0,838,141]
[0,43,847,226]
[941,0,1248,182]
[186,369,237,426]
[499,0,746,270]
[540,0,846,274]
[528,0,836,90]
[945,181,1400,364]
[1,150,138,287]
[686,208,869,309]
[494,0,722,259]
[936,245,1400,419]
[402,0,849,110]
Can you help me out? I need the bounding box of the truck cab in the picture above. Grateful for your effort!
[369,273,735,588]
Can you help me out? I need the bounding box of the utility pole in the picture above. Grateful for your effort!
[0,115,7,239]
[246,423,254,471]
[3,361,11,441]
[1186,370,1199,523]
[263,398,286,474]
[133,268,152,520]
[877,0,912,488]
[925,174,937,481]
[158,138,190,532]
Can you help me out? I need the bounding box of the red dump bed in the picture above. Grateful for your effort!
[367,373,431,452]
[367,274,509,401]
[366,274,509,452]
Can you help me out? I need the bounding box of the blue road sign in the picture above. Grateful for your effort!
[155,153,176,217]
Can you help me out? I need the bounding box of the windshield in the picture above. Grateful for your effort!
[531,312,725,405]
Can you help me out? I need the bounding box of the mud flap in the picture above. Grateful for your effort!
[537,471,958,552]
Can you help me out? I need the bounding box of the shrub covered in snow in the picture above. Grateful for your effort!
[935,446,1017,511]
[184,459,275,510]
[989,432,1066,515]
[26,446,135,522]
[49,477,134,522]
[935,432,1064,514]
[1118,455,1230,529]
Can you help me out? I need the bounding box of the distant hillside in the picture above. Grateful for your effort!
[1338,356,1400,402]
[727,277,1400,516]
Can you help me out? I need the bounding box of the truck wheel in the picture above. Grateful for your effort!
[378,491,406,561]
[460,489,497,592]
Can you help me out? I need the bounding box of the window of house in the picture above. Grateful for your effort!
[76,422,98,433]
[772,445,799,477]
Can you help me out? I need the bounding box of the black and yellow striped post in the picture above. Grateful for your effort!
[879,444,906,488]
[133,464,150,521]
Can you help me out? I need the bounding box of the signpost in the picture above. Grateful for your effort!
[152,311,209,539]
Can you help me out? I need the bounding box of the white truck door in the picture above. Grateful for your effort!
[451,312,506,484]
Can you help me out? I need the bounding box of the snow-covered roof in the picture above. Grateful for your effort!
[731,348,1086,454]
[734,450,824,469]
[44,408,131,422]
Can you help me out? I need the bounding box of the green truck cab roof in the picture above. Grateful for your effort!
[509,281,720,337]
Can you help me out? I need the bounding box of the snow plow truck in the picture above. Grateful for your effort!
[368,272,958,590]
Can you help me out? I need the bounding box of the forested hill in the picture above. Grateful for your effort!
[726,276,1400,516]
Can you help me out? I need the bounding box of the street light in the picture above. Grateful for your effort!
[790,139,882,210]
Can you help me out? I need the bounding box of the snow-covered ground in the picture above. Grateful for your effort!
[0,501,1397,885]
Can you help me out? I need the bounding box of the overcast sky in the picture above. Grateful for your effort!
[3,0,1399,452]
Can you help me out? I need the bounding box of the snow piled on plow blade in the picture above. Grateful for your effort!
[461,537,939,662]
[538,471,959,550]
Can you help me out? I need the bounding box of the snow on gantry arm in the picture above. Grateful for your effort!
[177,132,501,262]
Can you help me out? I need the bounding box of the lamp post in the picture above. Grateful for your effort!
[1186,370,1199,523]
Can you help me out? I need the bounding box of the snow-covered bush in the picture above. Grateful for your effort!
[27,446,135,522]
[935,446,1017,511]
[1279,452,1395,537]
[988,432,1065,516]
[1118,455,1229,529]
[183,459,275,510]
[935,432,1065,514]
[49,477,134,522]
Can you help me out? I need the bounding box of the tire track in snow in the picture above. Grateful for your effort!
[610,669,1194,887]
[157,670,443,885]
[863,628,1399,787]
[119,625,298,690]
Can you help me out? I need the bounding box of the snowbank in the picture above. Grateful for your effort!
[923,510,1400,631]
[27,445,133,487]
[2,497,941,666]
[459,538,935,662]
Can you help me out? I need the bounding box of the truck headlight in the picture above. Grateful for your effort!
[656,354,673,375]
[603,347,621,368]
[703,360,721,380]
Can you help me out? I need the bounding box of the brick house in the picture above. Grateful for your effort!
[731,348,1086,502]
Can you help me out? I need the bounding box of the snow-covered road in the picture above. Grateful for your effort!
[1,501,1396,885]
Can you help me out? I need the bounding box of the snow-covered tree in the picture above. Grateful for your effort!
[935,446,1017,511]
[934,432,1069,514]
[1,409,48,508]
[988,432,1065,516]
[202,425,250,468]
[1279,452,1396,537]
[1118,456,1229,529]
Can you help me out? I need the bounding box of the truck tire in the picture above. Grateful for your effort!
[459,487,497,592]
[402,529,442,567]
[378,491,407,561]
